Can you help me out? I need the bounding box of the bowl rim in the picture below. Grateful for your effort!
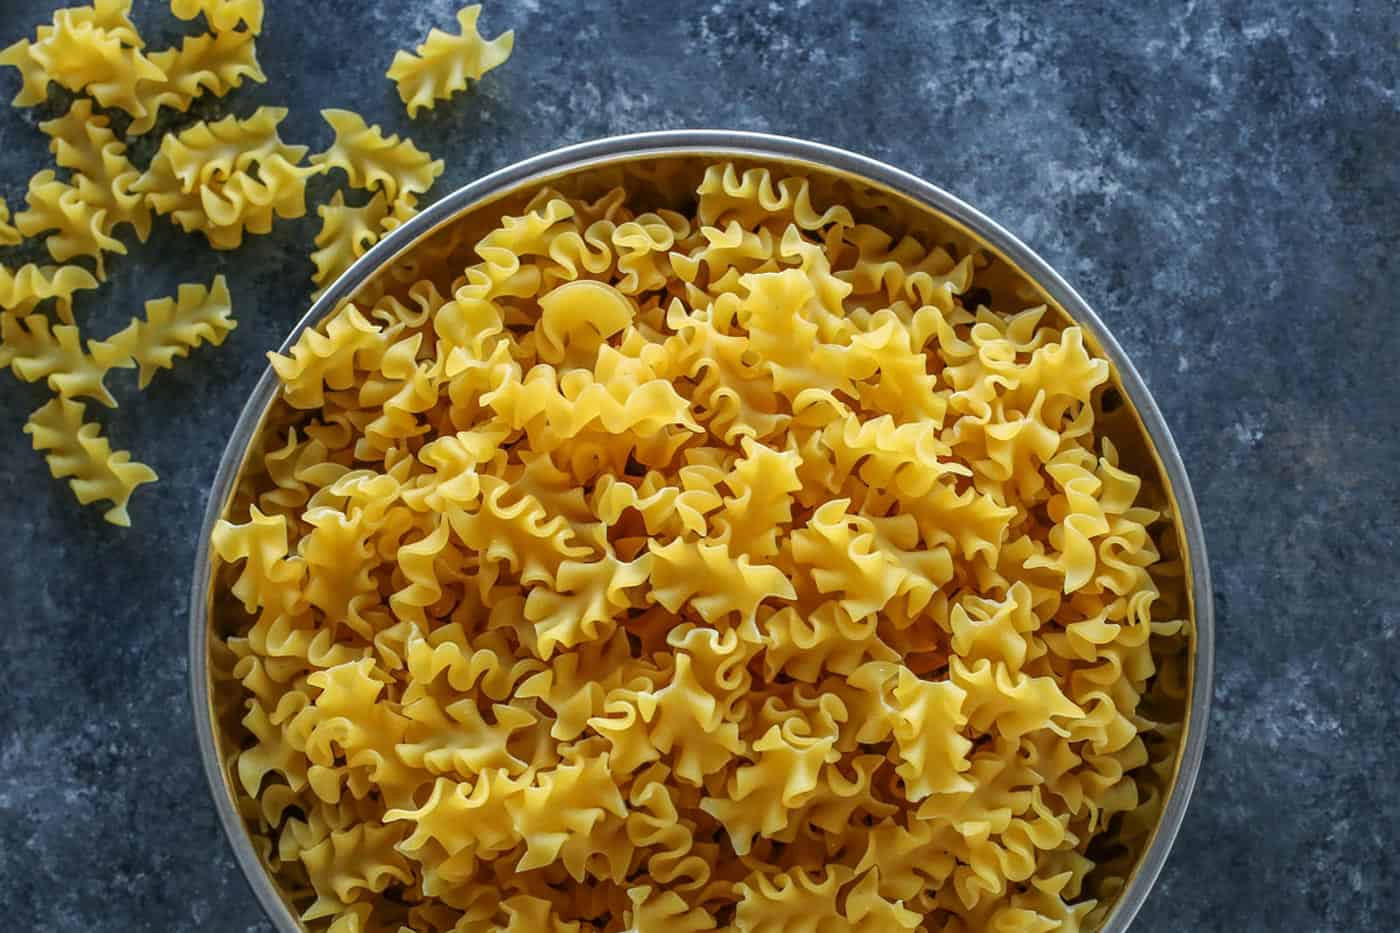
[189,128,1213,933]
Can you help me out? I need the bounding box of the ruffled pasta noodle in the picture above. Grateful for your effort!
[133,106,315,250]
[311,109,445,207]
[14,100,150,278]
[310,191,417,299]
[24,396,157,527]
[108,274,237,388]
[211,161,1191,932]
[0,264,99,324]
[386,4,515,119]
[0,198,21,246]
[16,3,164,120]
[0,0,145,107]
[0,312,131,407]
[170,0,265,36]
[130,27,267,134]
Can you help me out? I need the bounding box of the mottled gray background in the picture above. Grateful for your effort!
[1,0,1397,930]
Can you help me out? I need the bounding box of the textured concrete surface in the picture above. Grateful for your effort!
[1,1,1397,930]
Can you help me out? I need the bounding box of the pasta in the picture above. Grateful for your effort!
[386,4,515,119]
[14,100,151,278]
[0,0,147,107]
[0,197,21,246]
[133,106,315,250]
[211,162,1190,932]
[0,312,131,407]
[309,190,415,299]
[25,6,166,120]
[0,263,99,324]
[311,109,444,207]
[24,396,157,527]
[130,28,267,134]
[107,275,237,388]
[170,0,265,36]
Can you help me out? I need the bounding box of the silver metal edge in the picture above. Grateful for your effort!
[189,129,1213,933]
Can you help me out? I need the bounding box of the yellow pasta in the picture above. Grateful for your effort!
[211,163,1189,931]
[133,106,315,250]
[0,0,145,107]
[386,4,515,119]
[24,396,157,527]
[0,312,131,406]
[14,169,125,279]
[108,275,237,388]
[310,109,444,206]
[0,197,20,246]
[0,263,99,324]
[309,190,409,298]
[13,100,152,278]
[130,28,267,134]
[170,0,265,36]
[26,7,165,120]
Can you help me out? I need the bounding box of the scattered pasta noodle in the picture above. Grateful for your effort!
[0,263,99,324]
[387,4,514,119]
[0,0,145,108]
[309,190,417,299]
[18,2,166,120]
[24,396,157,527]
[0,197,21,246]
[14,99,151,278]
[211,162,1191,932]
[311,108,444,209]
[133,106,316,250]
[170,0,265,36]
[0,312,131,407]
[108,274,237,388]
[130,26,267,134]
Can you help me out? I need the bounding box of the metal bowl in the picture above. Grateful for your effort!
[190,130,1213,932]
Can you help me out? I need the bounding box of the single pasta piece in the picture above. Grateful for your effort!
[133,106,315,250]
[108,275,237,388]
[24,396,157,527]
[0,197,21,246]
[170,0,265,36]
[24,8,165,121]
[14,99,153,278]
[0,313,132,407]
[0,263,100,324]
[387,4,514,118]
[14,169,125,279]
[129,28,267,134]
[310,191,389,297]
[310,109,444,205]
[0,40,50,107]
[0,0,145,106]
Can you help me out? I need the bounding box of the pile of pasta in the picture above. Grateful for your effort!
[0,0,512,525]
[211,162,1191,932]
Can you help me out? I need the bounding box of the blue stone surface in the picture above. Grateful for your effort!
[1,1,1396,930]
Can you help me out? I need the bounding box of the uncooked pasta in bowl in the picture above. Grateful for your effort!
[194,133,1211,933]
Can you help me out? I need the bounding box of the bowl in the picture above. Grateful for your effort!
[189,129,1213,932]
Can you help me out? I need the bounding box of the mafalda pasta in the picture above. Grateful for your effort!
[211,161,1189,932]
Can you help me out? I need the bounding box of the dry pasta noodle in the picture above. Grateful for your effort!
[387,4,514,119]
[211,161,1191,932]
[129,27,267,135]
[107,274,237,388]
[170,0,265,36]
[24,396,157,527]
[309,190,417,300]
[0,263,99,324]
[133,106,315,250]
[310,108,445,207]
[0,197,21,246]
